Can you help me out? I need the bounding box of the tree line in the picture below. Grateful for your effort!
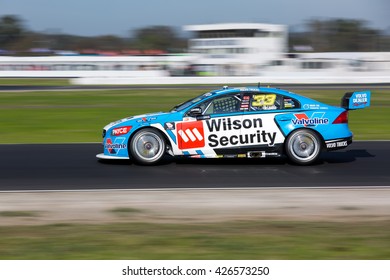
[0,15,389,54]
[0,15,187,54]
[290,18,389,52]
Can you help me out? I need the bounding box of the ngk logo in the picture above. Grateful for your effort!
[177,121,205,149]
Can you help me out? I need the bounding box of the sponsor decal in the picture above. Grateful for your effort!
[303,104,319,110]
[222,154,239,158]
[177,116,279,150]
[207,117,262,131]
[244,87,261,92]
[206,117,276,147]
[182,117,196,122]
[262,105,277,110]
[136,117,149,123]
[303,104,329,110]
[240,96,250,110]
[177,121,205,149]
[112,126,132,136]
[240,104,249,110]
[326,140,348,149]
[292,112,329,127]
[164,122,175,130]
[352,93,368,107]
[105,137,127,154]
[284,98,295,109]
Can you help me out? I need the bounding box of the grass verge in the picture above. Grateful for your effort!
[0,88,389,143]
[0,78,70,86]
[0,220,389,259]
[0,211,40,217]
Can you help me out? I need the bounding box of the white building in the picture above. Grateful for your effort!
[184,23,288,75]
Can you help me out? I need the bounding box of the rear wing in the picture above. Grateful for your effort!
[341,91,371,110]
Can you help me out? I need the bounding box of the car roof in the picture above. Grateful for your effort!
[206,86,326,107]
[210,86,296,98]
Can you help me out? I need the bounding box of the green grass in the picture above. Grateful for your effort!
[109,207,144,216]
[0,88,389,143]
[0,89,200,143]
[0,221,389,259]
[0,78,70,86]
[0,211,40,217]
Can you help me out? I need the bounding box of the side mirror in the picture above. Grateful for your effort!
[188,107,202,116]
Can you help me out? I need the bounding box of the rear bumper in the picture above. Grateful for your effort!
[325,137,352,150]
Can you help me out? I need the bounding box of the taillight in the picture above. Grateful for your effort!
[333,111,348,124]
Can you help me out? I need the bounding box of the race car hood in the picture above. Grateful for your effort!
[103,111,171,131]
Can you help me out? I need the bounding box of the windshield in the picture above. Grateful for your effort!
[170,91,215,112]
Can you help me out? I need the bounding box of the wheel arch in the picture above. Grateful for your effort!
[284,127,326,152]
[127,125,172,155]
[283,127,325,165]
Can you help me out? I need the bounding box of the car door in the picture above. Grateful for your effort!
[240,92,286,151]
[177,92,245,157]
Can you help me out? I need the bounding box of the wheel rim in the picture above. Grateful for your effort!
[132,132,164,162]
[289,132,319,162]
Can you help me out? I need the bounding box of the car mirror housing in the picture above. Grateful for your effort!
[188,107,202,116]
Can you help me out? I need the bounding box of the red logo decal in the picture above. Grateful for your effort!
[112,126,132,136]
[294,113,309,121]
[177,121,205,149]
[106,138,115,154]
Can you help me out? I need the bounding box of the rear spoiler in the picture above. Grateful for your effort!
[341,91,371,110]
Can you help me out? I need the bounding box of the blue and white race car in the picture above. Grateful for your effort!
[96,86,370,165]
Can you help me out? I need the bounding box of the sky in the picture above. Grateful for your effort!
[1,0,389,37]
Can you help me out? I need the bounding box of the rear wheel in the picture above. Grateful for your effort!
[285,129,322,165]
[129,128,166,165]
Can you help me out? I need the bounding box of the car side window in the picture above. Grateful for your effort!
[282,96,300,109]
[204,93,242,115]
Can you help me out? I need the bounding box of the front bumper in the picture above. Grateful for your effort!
[96,153,130,160]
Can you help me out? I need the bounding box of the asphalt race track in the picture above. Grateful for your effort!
[0,141,389,191]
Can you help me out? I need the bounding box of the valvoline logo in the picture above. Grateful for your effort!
[177,121,205,149]
[292,112,329,127]
[105,137,127,154]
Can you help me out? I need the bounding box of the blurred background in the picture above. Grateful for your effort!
[0,0,389,83]
[1,0,390,261]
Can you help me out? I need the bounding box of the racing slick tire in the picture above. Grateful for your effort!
[129,128,166,165]
[285,129,322,165]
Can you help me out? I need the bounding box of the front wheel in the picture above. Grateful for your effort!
[129,128,166,165]
[285,129,322,165]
